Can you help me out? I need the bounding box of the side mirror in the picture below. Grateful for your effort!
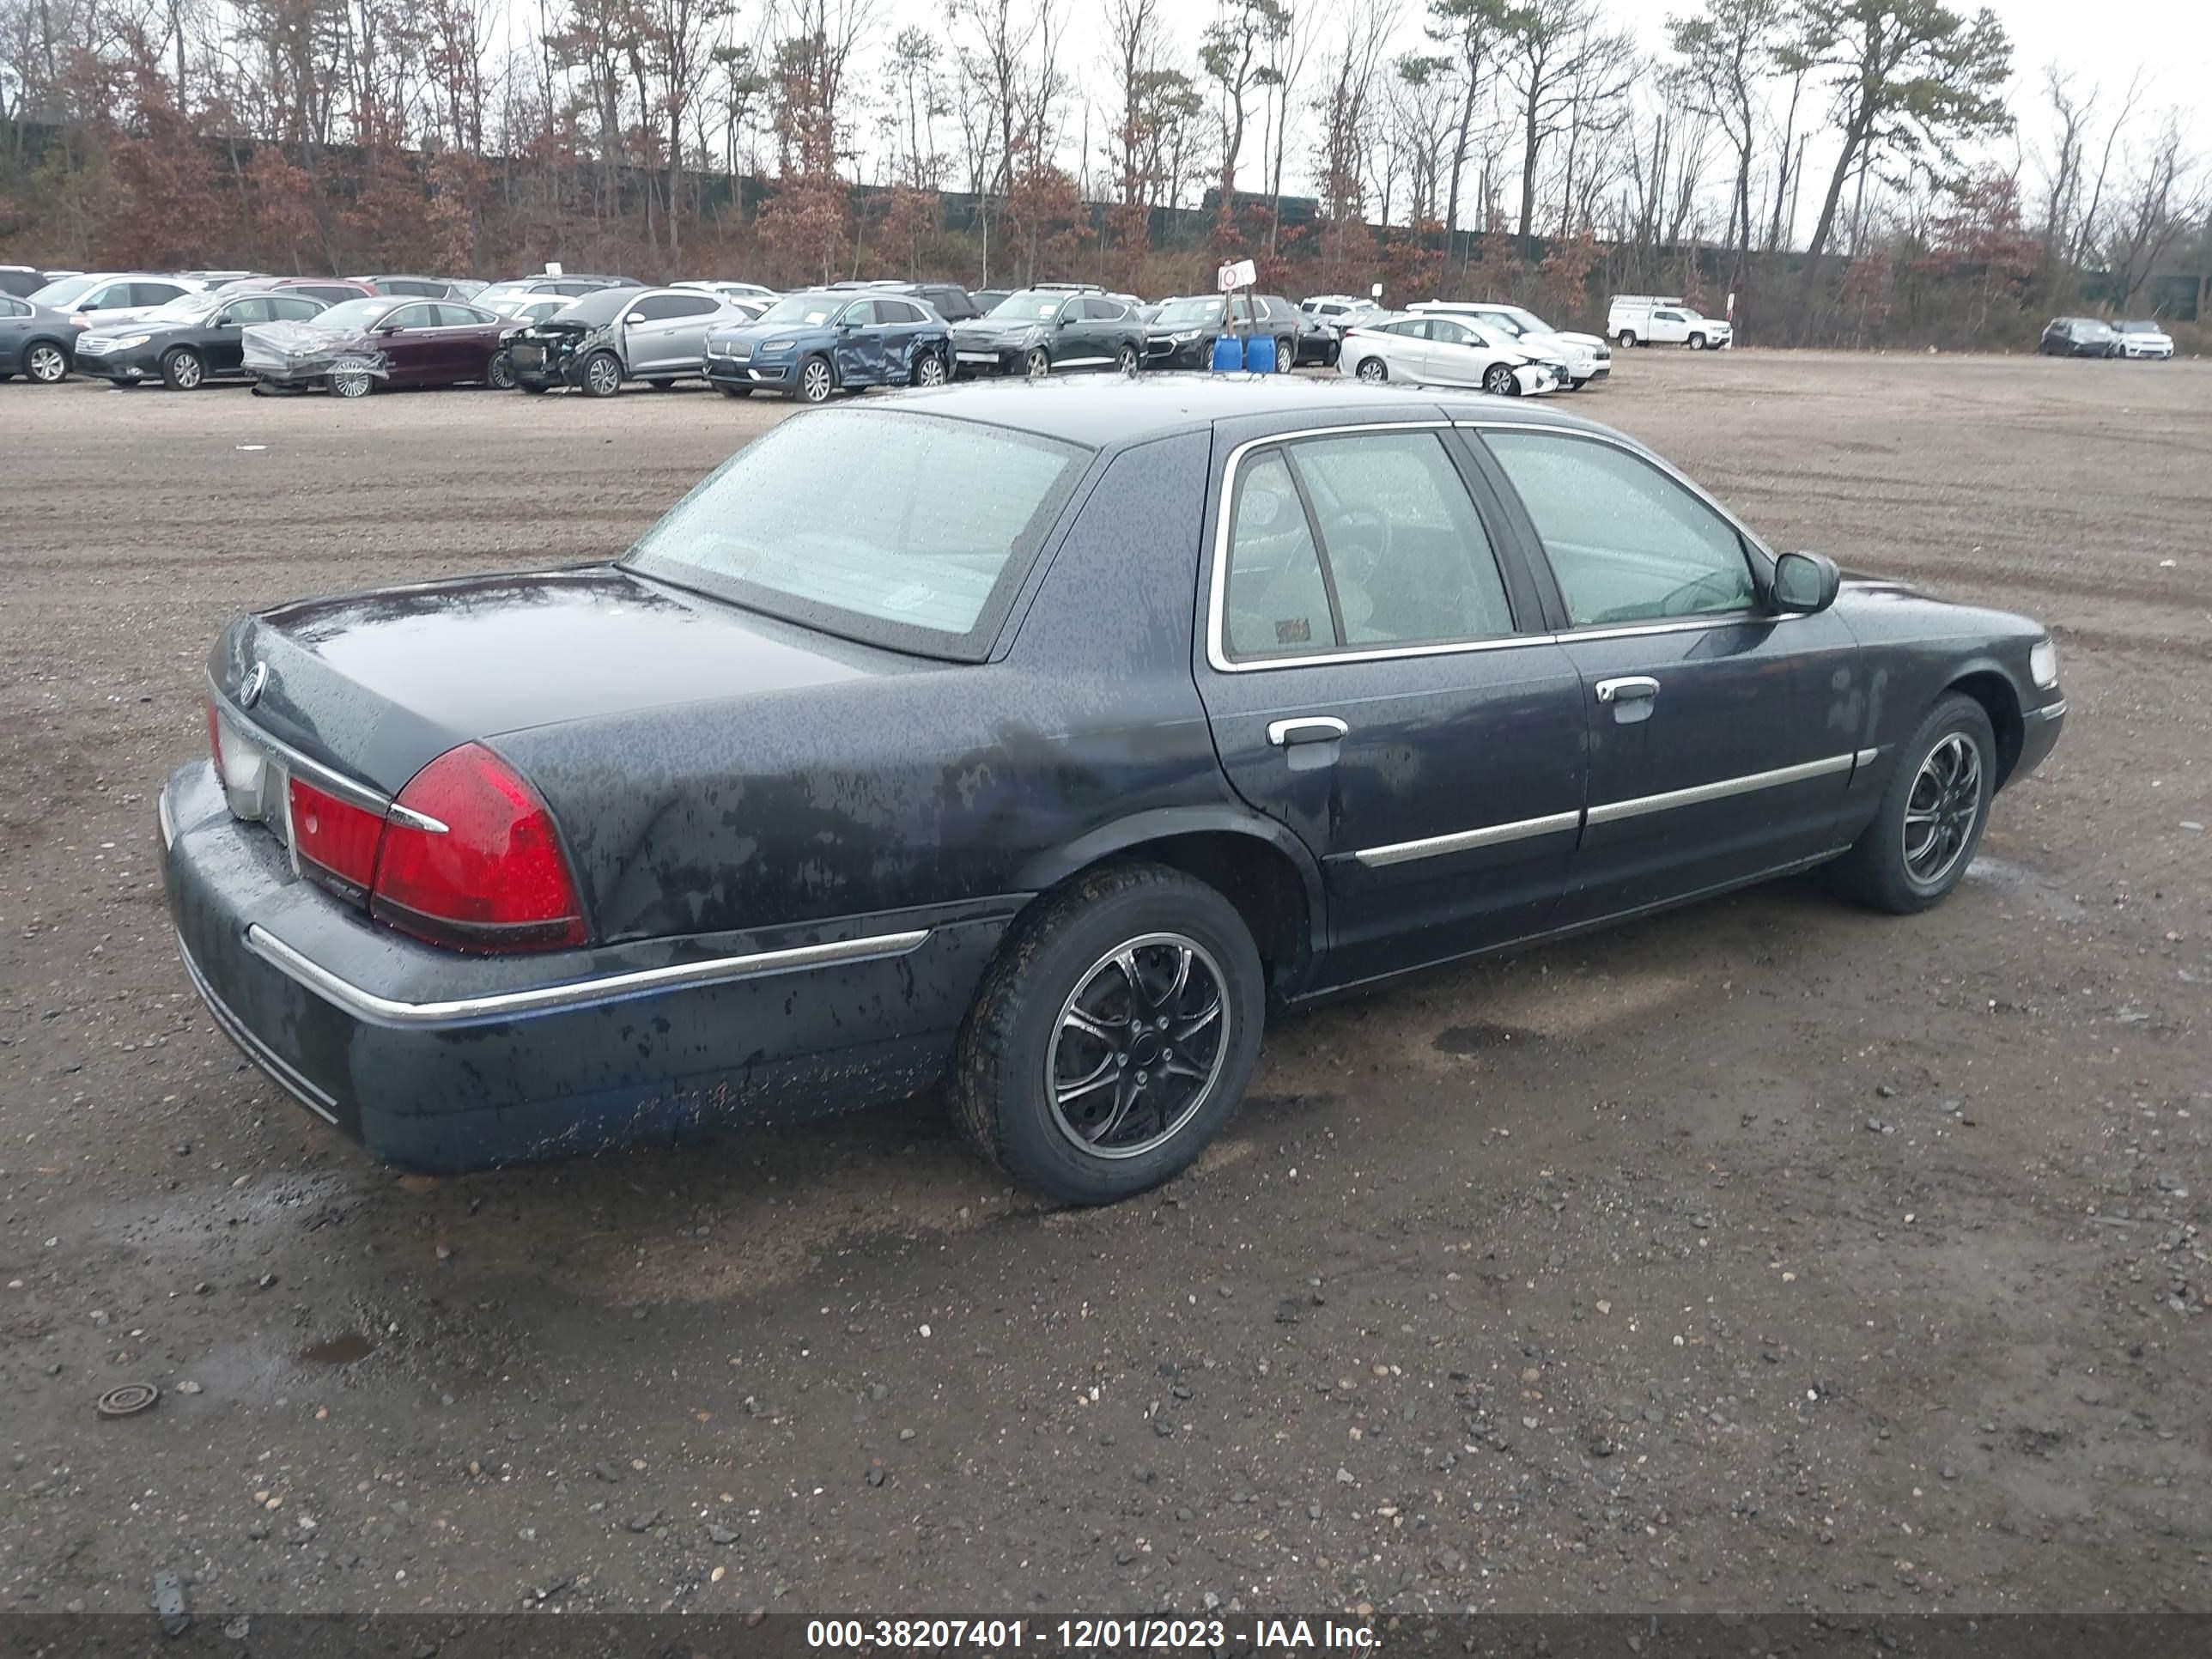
[1771,550,1841,615]
[625,313,646,325]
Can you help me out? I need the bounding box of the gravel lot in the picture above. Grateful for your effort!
[1,353,2206,1623]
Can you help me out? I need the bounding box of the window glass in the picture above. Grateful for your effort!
[1429,319,1471,345]
[222,297,275,325]
[130,282,183,306]
[270,295,325,320]
[623,410,1087,659]
[1083,297,1126,320]
[382,304,437,330]
[1224,450,1335,660]
[1288,432,1516,647]
[0,296,27,317]
[1484,431,1757,627]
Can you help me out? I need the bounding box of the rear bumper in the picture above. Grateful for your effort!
[160,760,1010,1172]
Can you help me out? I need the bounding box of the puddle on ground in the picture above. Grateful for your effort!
[298,1331,376,1366]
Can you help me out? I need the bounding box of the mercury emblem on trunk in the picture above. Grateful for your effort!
[239,662,268,708]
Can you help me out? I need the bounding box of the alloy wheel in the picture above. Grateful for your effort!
[916,353,947,386]
[1903,732,1984,886]
[586,354,622,397]
[27,343,66,383]
[1483,364,1516,397]
[1025,347,1050,379]
[1045,933,1230,1159]
[801,359,833,402]
[328,368,373,398]
[487,352,517,390]
[1116,345,1139,374]
[166,350,203,390]
[1356,357,1386,382]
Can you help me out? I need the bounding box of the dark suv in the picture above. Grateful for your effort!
[1146,292,1335,370]
[948,285,1148,377]
[2039,317,2118,357]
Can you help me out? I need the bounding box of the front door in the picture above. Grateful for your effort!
[1195,418,1587,989]
[209,297,269,374]
[373,302,441,384]
[829,300,888,384]
[1471,425,1863,925]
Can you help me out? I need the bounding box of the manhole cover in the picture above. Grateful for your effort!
[96,1382,161,1418]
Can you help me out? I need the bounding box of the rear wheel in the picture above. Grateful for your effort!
[1355,356,1387,382]
[25,341,68,383]
[1115,343,1140,374]
[913,349,948,387]
[1481,362,1518,397]
[951,862,1265,1206]
[1615,329,1637,349]
[798,355,835,404]
[1828,694,1996,915]
[581,350,623,398]
[1274,336,1295,373]
[160,347,206,390]
[486,350,518,390]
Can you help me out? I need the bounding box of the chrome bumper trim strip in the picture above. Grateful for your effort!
[244,923,933,1029]
[1587,753,1856,827]
[176,930,339,1121]
[1354,810,1583,869]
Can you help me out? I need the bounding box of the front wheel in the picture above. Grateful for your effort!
[160,347,206,391]
[1615,330,1637,349]
[1115,343,1139,374]
[1024,346,1051,379]
[951,862,1266,1206]
[486,350,518,390]
[25,342,68,383]
[1828,694,1996,915]
[913,349,948,387]
[1355,356,1387,383]
[797,355,835,404]
[1481,362,1519,397]
[581,350,623,398]
[1688,332,1708,350]
[327,366,375,399]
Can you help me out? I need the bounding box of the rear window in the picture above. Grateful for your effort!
[623,409,1090,660]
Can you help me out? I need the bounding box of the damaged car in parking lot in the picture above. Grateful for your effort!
[504,285,751,396]
[162,378,2064,1206]
[243,295,519,396]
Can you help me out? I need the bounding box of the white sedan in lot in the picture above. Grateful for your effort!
[1336,312,1567,396]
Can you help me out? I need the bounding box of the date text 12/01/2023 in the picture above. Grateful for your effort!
[805,1620,1380,1650]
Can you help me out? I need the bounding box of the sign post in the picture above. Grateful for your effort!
[1215,259,1261,373]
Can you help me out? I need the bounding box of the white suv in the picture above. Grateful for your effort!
[1607,295,1733,350]
[1408,299,1610,389]
[2112,319,2174,360]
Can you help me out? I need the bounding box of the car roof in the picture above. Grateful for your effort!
[879,374,1619,450]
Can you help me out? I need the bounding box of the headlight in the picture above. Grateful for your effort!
[2029,638,2059,690]
[110,334,150,349]
[760,339,794,353]
[1172,330,1201,342]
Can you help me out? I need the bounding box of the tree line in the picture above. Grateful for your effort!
[1,0,2204,346]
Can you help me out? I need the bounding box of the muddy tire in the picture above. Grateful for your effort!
[1828,694,1996,915]
[951,861,1265,1206]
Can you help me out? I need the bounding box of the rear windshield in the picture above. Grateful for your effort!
[623,410,1090,660]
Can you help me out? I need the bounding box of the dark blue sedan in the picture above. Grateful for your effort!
[162,379,2063,1206]
[703,289,951,402]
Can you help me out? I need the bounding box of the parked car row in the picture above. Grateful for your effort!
[2040,316,2174,358]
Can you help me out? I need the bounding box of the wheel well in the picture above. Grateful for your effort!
[1087,832,1311,993]
[1947,671,2024,786]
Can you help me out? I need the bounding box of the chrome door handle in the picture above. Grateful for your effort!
[1267,716,1349,747]
[1595,677,1661,704]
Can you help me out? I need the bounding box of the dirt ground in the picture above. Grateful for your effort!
[0,352,2205,1624]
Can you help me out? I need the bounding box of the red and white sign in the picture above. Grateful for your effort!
[1217,259,1256,293]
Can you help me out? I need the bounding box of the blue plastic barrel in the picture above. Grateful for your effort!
[1210,335,1243,373]
[1242,333,1278,374]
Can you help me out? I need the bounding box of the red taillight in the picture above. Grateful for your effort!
[287,776,385,900]
[368,744,587,953]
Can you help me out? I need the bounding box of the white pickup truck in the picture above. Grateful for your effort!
[1607,295,1732,350]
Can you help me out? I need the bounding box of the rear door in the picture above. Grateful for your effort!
[1195,415,1588,988]
[1468,423,1863,924]
[432,302,500,380]
[873,298,929,380]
